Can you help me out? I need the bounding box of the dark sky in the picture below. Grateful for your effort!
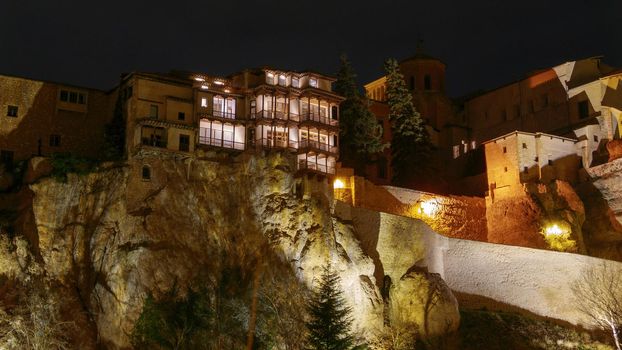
[1,0,621,97]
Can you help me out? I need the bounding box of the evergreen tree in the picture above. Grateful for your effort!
[334,54,386,172]
[103,86,126,160]
[384,58,432,185]
[306,263,355,350]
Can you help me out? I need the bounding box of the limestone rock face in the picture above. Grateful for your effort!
[389,270,460,338]
[486,180,585,252]
[0,151,459,348]
[580,158,622,260]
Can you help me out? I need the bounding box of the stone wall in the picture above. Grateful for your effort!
[340,204,622,327]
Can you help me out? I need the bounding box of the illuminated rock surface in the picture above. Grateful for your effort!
[1,152,458,348]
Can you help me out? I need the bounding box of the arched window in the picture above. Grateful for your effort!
[141,165,151,181]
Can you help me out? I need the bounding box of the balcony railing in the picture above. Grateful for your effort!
[255,138,298,150]
[141,137,167,148]
[251,110,301,122]
[198,110,236,120]
[299,139,338,154]
[198,136,244,150]
[300,112,339,126]
[297,160,335,174]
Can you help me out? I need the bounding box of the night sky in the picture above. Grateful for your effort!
[1,0,621,97]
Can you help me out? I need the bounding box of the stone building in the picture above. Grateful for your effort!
[483,131,579,203]
[0,74,114,165]
[362,48,467,188]
[118,68,342,175]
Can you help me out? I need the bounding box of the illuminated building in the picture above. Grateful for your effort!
[118,68,343,174]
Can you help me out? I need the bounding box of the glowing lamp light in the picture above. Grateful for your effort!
[224,88,231,93]
[194,76,205,82]
[214,81,225,86]
[545,224,564,236]
[200,84,209,90]
[419,199,440,217]
[333,179,345,189]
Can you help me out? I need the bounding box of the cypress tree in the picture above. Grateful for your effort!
[306,263,355,350]
[334,54,386,172]
[384,58,432,185]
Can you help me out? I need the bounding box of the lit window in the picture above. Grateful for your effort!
[213,96,224,117]
[278,74,287,86]
[471,140,476,149]
[453,145,460,159]
[309,78,318,88]
[7,105,18,117]
[49,134,61,147]
[201,98,208,107]
[266,73,275,85]
[225,98,236,118]
[292,77,299,88]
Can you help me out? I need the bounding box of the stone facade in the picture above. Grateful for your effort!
[0,75,113,163]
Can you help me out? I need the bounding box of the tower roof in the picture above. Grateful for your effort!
[400,40,446,66]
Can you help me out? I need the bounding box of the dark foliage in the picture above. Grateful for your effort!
[384,58,433,186]
[306,263,355,350]
[334,54,387,173]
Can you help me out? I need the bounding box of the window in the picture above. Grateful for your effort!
[453,145,460,159]
[409,76,415,90]
[309,78,318,88]
[149,105,158,118]
[541,93,549,108]
[49,134,61,147]
[178,112,185,121]
[179,134,190,152]
[331,106,338,120]
[594,135,599,142]
[201,98,208,107]
[266,73,275,85]
[503,146,507,153]
[471,140,476,149]
[7,105,18,117]
[0,150,14,167]
[424,75,431,90]
[278,74,287,86]
[213,96,224,117]
[523,166,528,173]
[535,156,539,162]
[141,166,151,181]
[522,143,527,149]
[578,100,590,119]
[504,166,508,172]
[291,77,299,88]
[59,90,87,105]
[548,159,553,166]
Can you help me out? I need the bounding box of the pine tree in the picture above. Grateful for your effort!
[334,54,386,172]
[306,263,355,350]
[384,58,432,185]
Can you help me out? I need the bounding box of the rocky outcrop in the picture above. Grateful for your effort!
[486,180,585,252]
[0,150,458,348]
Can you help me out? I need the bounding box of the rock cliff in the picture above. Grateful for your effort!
[0,151,458,348]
